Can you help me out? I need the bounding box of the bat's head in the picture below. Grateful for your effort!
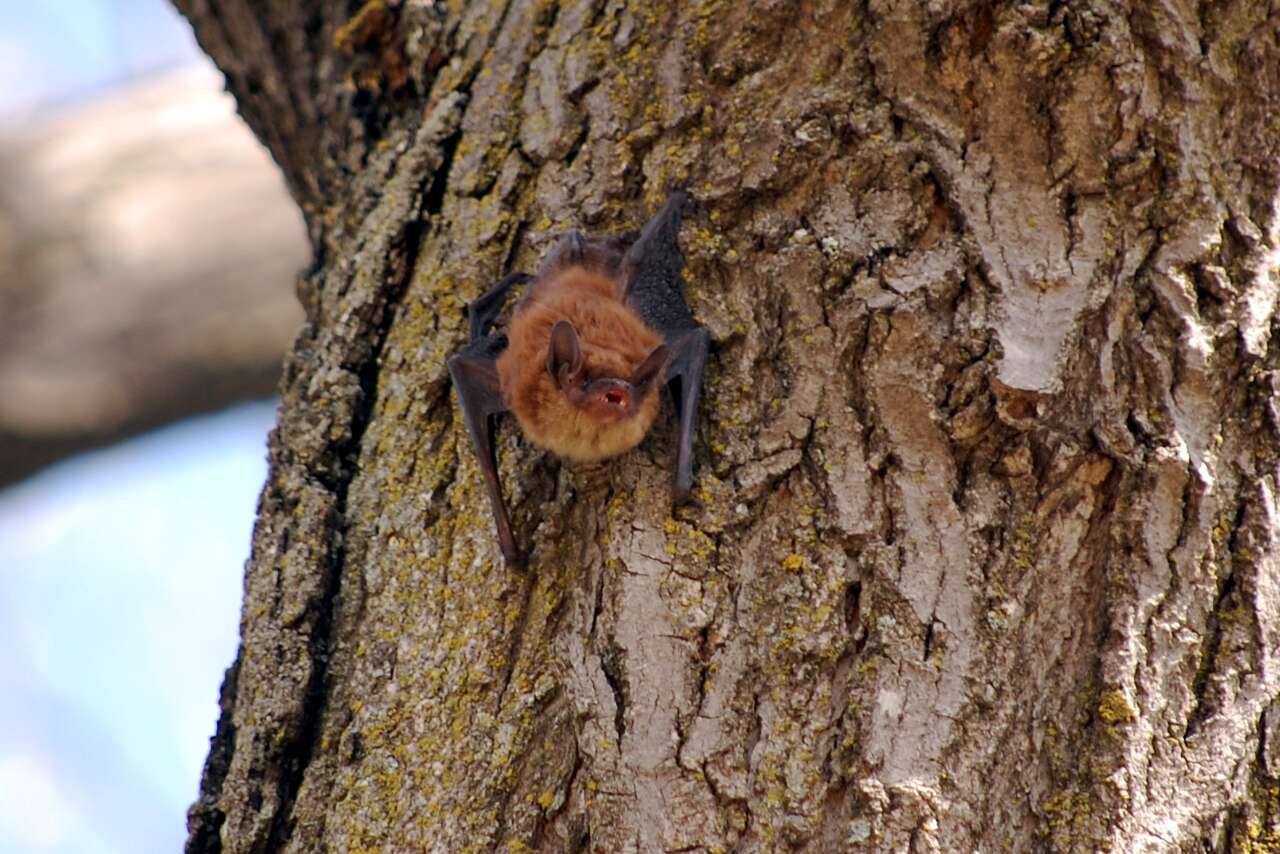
[547,320,668,424]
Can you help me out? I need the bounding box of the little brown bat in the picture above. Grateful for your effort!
[447,191,709,565]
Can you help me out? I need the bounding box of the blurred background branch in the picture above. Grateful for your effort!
[0,63,306,487]
[0,5,311,852]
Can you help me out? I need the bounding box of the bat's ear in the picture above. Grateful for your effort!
[630,344,669,392]
[547,320,584,387]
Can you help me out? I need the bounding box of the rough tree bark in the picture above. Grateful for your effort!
[177,1,1280,851]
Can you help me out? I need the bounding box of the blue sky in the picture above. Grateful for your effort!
[0,2,269,852]
[0,0,200,117]
[0,401,275,854]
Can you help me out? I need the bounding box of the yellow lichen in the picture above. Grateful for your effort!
[1097,690,1136,725]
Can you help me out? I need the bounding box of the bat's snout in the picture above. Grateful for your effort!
[585,378,636,417]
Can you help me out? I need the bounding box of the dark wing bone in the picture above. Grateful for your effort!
[622,191,710,501]
[446,273,529,566]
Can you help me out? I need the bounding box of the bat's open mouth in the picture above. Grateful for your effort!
[605,390,625,406]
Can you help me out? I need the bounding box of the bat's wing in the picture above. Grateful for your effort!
[467,272,533,341]
[622,191,710,502]
[447,273,530,566]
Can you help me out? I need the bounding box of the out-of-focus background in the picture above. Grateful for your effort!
[0,2,308,851]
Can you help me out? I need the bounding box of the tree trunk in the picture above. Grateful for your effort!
[178,1,1280,851]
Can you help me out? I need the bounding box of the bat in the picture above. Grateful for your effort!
[447,191,709,565]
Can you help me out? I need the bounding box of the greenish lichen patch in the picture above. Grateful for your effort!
[1097,690,1137,726]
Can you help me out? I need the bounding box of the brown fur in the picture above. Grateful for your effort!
[496,268,664,462]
